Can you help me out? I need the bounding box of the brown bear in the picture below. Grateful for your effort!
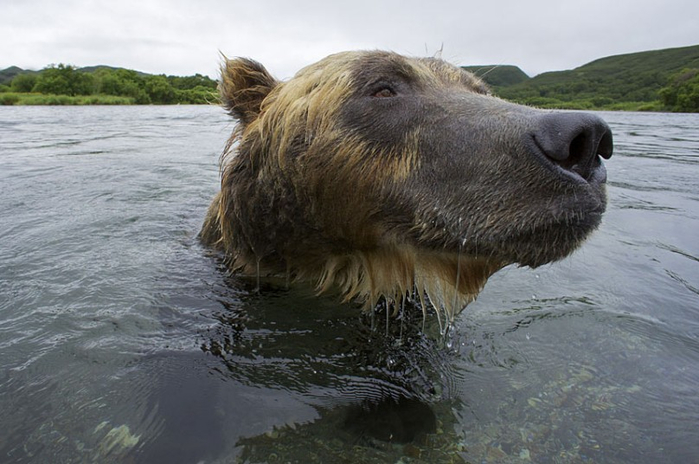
[200,50,613,324]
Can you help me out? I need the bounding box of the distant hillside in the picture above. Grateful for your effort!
[0,65,152,85]
[78,65,149,76]
[461,65,530,87]
[0,66,38,85]
[490,44,699,110]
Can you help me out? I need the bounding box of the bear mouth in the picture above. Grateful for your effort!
[465,208,604,268]
[424,194,607,270]
[555,154,608,185]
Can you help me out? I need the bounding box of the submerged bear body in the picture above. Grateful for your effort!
[201,51,613,321]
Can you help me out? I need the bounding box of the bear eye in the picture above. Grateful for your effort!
[373,86,396,98]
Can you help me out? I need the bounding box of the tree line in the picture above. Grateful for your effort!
[658,69,699,112]
[1,64,218,105]
[491,68,699,113]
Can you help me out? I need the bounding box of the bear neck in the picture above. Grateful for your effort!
[235,239,503,323]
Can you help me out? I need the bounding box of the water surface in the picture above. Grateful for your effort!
[1,106,698,463]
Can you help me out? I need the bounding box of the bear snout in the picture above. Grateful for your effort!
[528,112,614,184]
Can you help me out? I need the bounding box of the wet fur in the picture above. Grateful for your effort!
[201,51,607,322]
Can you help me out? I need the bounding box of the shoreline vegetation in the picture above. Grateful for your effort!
[0,92,142,106]
[0,64,218,106]
[1,44,698,111]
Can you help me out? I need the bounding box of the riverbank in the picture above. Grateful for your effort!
[0,91,664,111]
[517,99,664,112]
[1,92,134,105]
[0,92,221,106]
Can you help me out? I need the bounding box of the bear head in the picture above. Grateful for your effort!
[201,51,613,322]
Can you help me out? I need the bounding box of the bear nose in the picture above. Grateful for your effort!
[531,112,613,182]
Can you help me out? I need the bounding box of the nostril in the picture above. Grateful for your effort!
[565,132,590,170]
[531,112,613,181]
[598,130,614,159]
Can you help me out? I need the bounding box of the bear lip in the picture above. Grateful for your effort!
[552,156,608,185]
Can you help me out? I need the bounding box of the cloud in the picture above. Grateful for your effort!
[1,0,697,79]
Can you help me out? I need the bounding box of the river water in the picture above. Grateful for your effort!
[0,106,697,463]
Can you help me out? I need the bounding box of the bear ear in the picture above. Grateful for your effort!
[219,57,278,124]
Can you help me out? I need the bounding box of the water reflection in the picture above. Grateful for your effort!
[235,396,451,463]
[189,277,464,461]
[199,277,452,397]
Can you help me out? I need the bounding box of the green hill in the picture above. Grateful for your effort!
[0,66,38,85]
[489,44,699,111]
[1,65,153,84]
[461,65,530,87]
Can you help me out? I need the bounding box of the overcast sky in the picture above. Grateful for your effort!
[2,0,697,80]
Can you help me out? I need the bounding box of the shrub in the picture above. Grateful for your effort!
[0,93,20,105]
